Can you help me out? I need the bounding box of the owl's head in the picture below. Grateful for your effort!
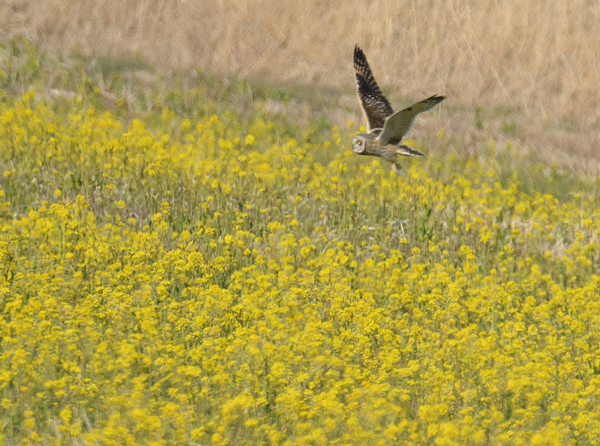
[352,135,367,154]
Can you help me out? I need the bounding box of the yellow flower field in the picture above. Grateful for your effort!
[1,84,600,445]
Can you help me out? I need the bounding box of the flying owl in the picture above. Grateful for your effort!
[352,45,445,174]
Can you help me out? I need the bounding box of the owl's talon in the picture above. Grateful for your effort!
[392,163,404,176]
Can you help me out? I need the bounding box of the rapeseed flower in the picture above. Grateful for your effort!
[1,86,600,445]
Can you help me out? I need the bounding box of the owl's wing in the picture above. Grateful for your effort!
[377,94,445,145]
[354,45,394,131]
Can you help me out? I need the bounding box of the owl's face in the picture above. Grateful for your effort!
[352,135,367,154]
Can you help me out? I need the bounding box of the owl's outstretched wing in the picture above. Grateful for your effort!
[354,45,394,131]
[377,94,445,145]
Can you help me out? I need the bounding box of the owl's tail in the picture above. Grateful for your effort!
[395,145,426,157]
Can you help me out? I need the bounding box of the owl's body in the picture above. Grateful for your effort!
[352,130,427,174]
[352,45,444,174]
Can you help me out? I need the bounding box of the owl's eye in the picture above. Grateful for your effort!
[357,140,362,145]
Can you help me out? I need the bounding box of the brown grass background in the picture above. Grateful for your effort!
[2,0,600,130]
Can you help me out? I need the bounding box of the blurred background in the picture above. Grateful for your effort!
[2,0,600,129]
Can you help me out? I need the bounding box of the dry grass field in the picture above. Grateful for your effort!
[3,0,600,127]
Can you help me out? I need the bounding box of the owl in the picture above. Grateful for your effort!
[352,45,445,174]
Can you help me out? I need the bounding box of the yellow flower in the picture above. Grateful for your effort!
[1,68,599,446]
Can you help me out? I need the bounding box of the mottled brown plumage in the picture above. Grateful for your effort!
[352,45,445,174]
[354,46,394,131]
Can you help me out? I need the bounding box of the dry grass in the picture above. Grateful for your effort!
[3,0,600,175]
[3,0,600,126]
